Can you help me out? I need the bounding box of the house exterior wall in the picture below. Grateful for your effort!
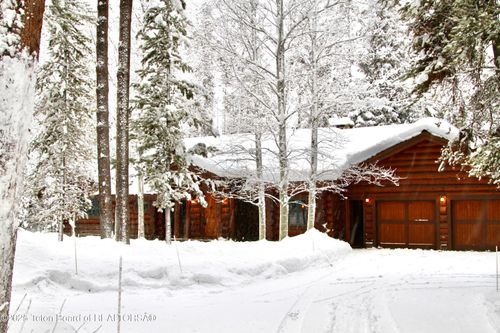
[73,133,499,250]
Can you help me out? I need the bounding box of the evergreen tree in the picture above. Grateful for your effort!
[133,0,206,244]
[401,0,500,185]
[26,0,95,239]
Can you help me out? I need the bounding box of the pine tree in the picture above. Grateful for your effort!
[26,0,95,239]
[401,0,500,186]
[133,0,206,244]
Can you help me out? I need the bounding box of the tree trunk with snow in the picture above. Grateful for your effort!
[276,0,289,241]
[58,44,70,242]
[96,0,114,239]
[249,0,266,241]
[307,6,319,230]
[0,1,45,332]
[165,206,172,245]
[115,0,133,244]
[137,170,145,239]
[255,132,266,240]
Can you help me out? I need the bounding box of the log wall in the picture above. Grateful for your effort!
[73,194,159,239]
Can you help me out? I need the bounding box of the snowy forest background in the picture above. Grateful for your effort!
[0,0,499,331]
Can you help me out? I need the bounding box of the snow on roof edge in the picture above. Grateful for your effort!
[185,118,459,182]
[344,118,458,168]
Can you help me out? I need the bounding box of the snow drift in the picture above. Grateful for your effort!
[13,229,351,293]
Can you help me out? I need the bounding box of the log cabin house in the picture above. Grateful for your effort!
[75,118,500,250]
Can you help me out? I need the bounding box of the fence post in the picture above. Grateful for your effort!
[117,256,123,333]
[496,246,498,292]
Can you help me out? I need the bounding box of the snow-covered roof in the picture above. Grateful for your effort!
[328,117,354,127]
[184,118,458,182]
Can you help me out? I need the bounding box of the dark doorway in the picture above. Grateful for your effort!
[350,200,364,248]
[234,200,259,241]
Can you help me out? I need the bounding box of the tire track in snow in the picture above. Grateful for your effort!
[275,268,348,333]
[275,283,314,333]
[275,253,498,333]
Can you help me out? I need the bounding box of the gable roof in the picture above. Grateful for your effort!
[184,118,459,182]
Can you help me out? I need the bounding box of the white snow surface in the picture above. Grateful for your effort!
[10,229,500,332]
[184,118,458,182]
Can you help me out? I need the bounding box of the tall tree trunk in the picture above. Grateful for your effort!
[20,0,45,59]
[59,47,69,242]
[115,0,133,244]
[96,0,114,239]
[276,0,288,240]
[307,7,318,230]
[307,115,318,228]
[58,151,65,241]
[248,0,266,241]
[0,1,45,332]
[255,132,266,240]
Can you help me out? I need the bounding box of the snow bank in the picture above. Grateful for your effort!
[13,229,351,294]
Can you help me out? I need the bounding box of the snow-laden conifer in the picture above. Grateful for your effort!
[401,0,500,186]
[133,0,206,243]
[25,0,95,239]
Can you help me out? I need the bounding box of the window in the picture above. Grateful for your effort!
[87,197,100,218]
[289,200,307,226]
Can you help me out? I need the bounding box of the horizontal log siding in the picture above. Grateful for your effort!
[349,138,497,197]
[73,195,158,239]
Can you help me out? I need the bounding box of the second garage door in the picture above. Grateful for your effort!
[377,201,436,249]
[452,200,500,250]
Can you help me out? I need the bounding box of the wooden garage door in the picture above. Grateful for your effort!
[377,201,436,249]
[452,200,500,250]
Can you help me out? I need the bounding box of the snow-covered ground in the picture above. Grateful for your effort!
[9,229,500,332]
